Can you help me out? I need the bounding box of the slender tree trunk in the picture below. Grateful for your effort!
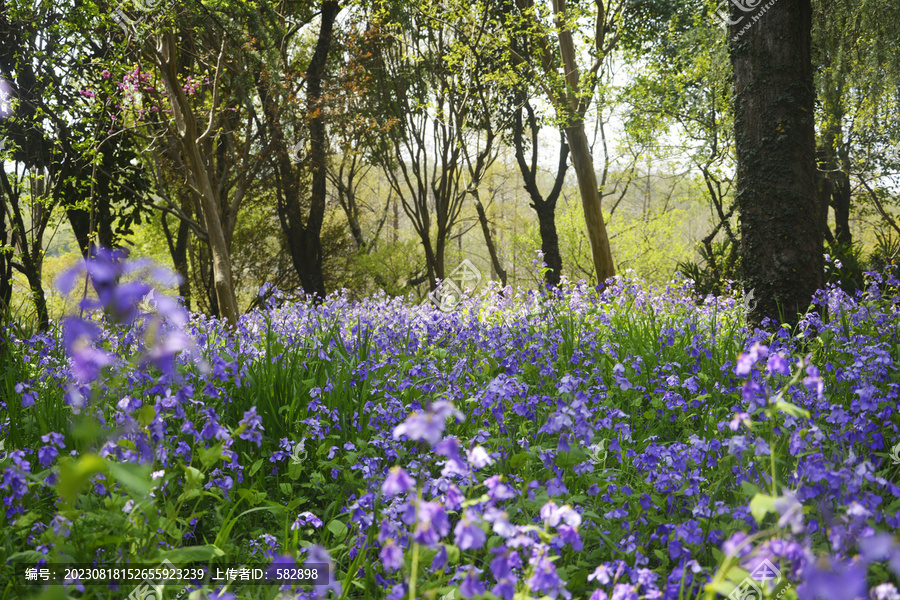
[161,209,192,311]
[392,192,399,243]
[23,267,48,330]
[731,0,822,327]
[156,33,238,326]
[255,0,337,300]
[0,188,11,318]
[551,0,615,282]
[815,148,835,244]
[472,193,507,286]
[299,0,340,300]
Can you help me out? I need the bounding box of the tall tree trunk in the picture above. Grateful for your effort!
[0,170,49,330]
[155,32,238,326]
[815,147,835,244]
[472,193,507,286]
[392,192,399,243]
[257,0,337,300]
[161,209,192,311]
[300,0,339,299]
[730,0,822,327]
[565,124,615,281]
[23,267,48,330]
[551,0,615,282]
[0,185,11,319]
[818,70,852,248]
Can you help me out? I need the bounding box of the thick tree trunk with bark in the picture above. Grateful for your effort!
[565,123,615,281]
[730,0,822,327]
[831,168,852,245]
[534,201,563,286]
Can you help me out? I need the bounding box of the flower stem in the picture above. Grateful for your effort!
[408,485,422,600]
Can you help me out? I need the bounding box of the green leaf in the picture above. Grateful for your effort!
[156,544,224,564]
[327,519,348,541]
[749,493,777,525]
[739,481,761,496]
[8,550,48,563]
[106,460,153,496]
[57,454,106,506]
[184,466,205,488]
[177,489,201,503]
[137,404,156,427]
[509,452,529,471]
[199,443,224,468]
[237,488,267,505]
[774,400,810,418]
[249,458,264,477]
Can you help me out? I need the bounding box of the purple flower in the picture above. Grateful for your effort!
[871,583,900,600]
[412,501,450,546]
[722,531,752,558]
[803,364,824,399]
[484,506,517,538]
[485,475,517,501]
[306,545,341,597]
[796,559,866,600]
[541,501,581,528]
[117,396,142,412]
[62,318,115,383]
[588,564,613,584]
[37,446,58,467]
[461,569,486,599]
[859,533,896,563]
[431,545,448,572]
[293,511,323,530]
[558,525,583,551]
[729,412,751,431]
[50,515,71,537]
[528,548,567,598]
[766,353,792,377]
[467,445,493,469]
[380,539,404,572]
[382,466,415,497]
[392,401,465,447]
[238,407,264,447]
[14,383,37,408]
[454,510,486,550]
[610,583,639,600]
[736,343,768,377]
[773,490,804,534]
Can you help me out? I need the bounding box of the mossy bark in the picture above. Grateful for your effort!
[730,0,823,327]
